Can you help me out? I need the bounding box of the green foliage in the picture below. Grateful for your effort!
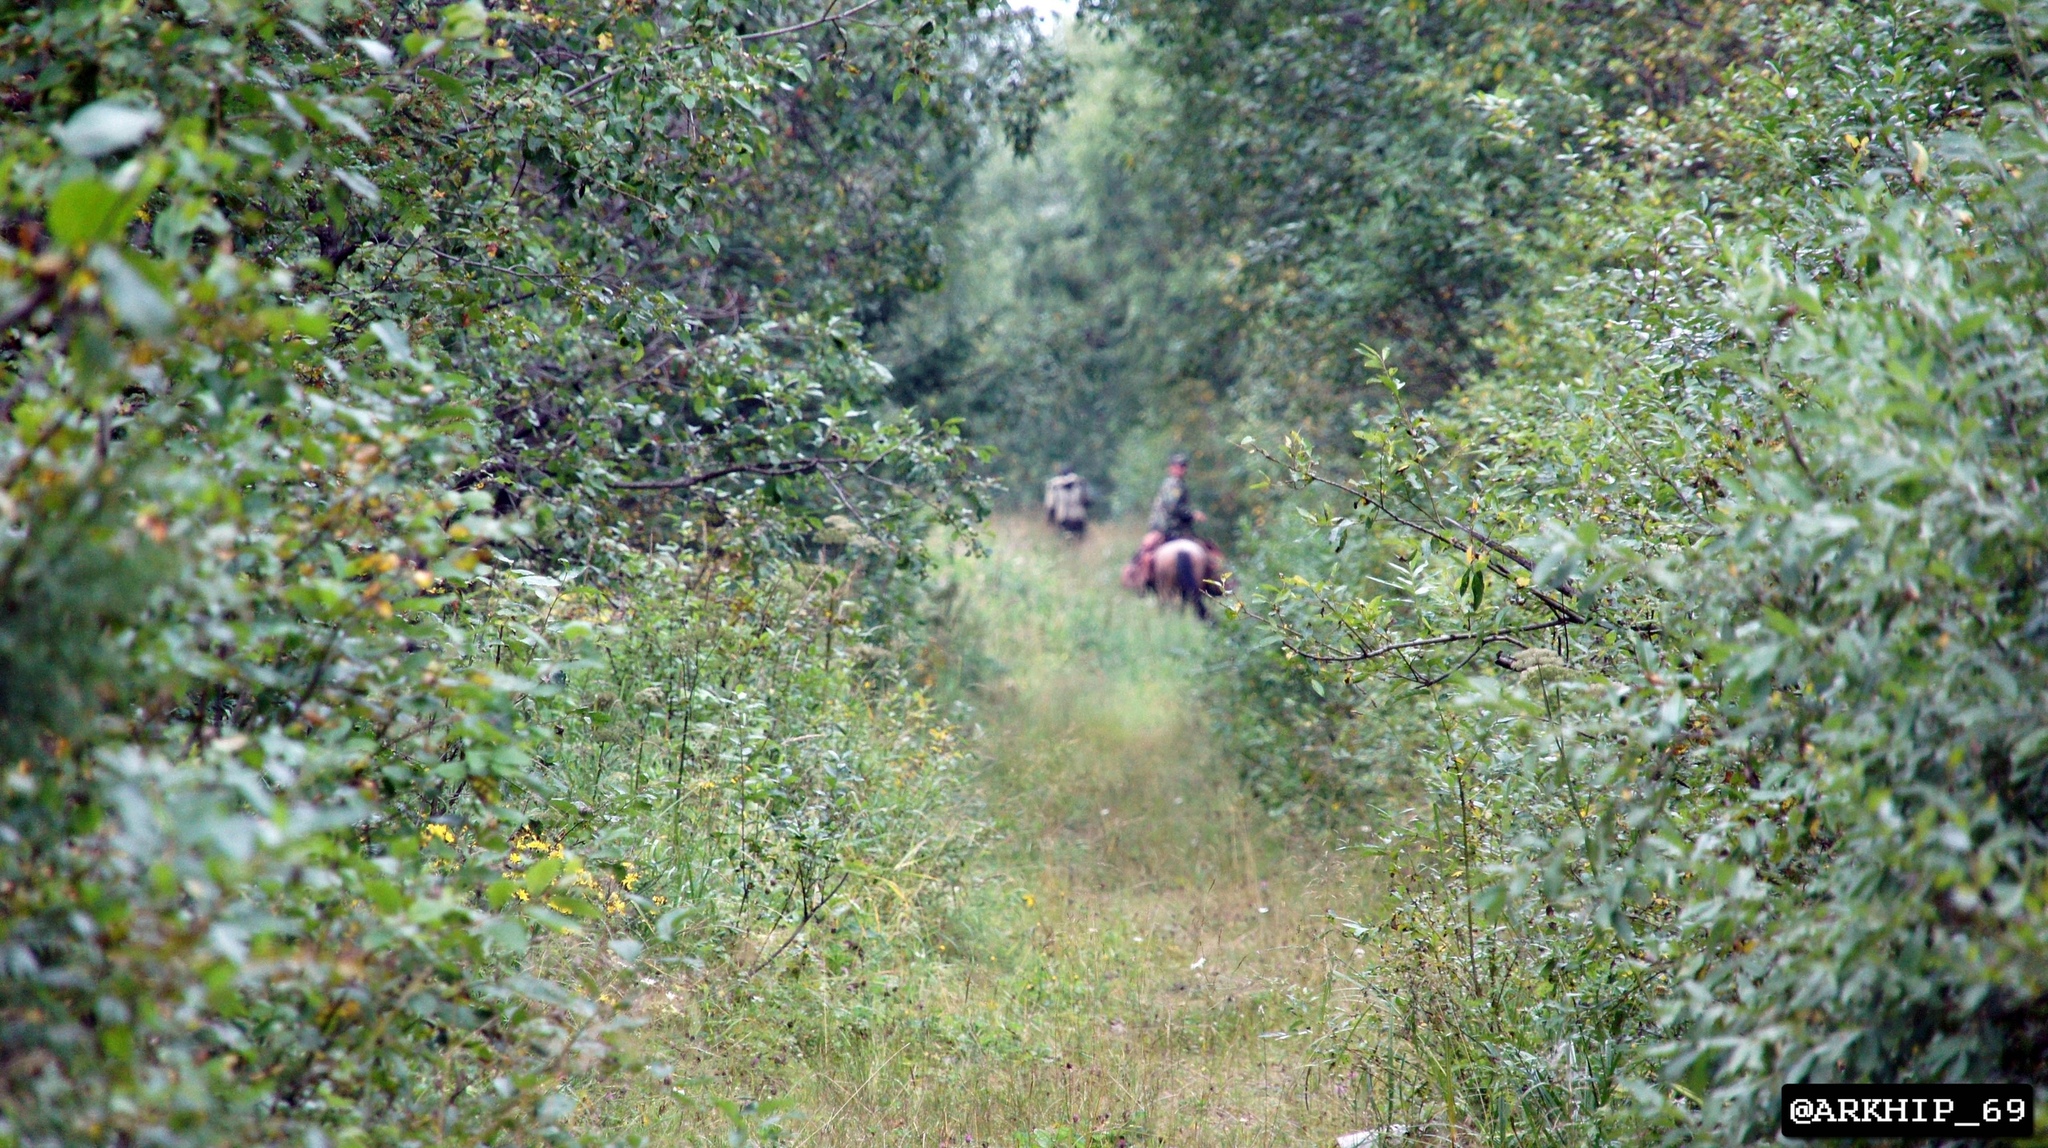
[713,1093,797,1146]
[894,0,2048,1141]
[1203,0,2048,1143]
[888,0,1790,502]
[523,557,979,967]
[877,34,1170,506]
[0,0,1058,1139]
[1016,1121,1147,1147]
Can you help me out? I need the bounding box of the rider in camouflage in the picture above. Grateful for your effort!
[1148,453,1204,540]
[1125,453,1212,590]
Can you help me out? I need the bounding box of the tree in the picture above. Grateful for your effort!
[0,0,1055,1139]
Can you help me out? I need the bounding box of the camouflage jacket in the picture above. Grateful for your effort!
[1148,475,1196,536]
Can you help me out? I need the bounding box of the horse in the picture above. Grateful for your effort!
[1125,536,1228,619]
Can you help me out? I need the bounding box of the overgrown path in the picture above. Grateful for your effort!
[638,519,1377,1146]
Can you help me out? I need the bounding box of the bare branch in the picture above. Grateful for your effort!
[1237,609,1573,666]
[612,456,878,491]
[737,0,889,42]
[1242,440,1589,624]
[0,279,56,334]
[560,64,625,101]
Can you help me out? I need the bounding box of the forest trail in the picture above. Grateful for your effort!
[646,518,1377,1146]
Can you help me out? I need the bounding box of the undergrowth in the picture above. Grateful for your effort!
[569,520,1389,1146]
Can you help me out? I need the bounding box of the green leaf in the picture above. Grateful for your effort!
[544,893,603,919]
[47,179,125,247]
[438,1,490,40]
[334,168,382,204]
[293,309,333,338]
[87,247,175,336]
[99,1024,135,1063]
[478,915,531,955]
[408,894,471,924]
[352,37,397,67]
[364,879,406,914]
[524,856,564,894]
[370,319,422,368]
[422,69,470,103]
[51,100,163,158]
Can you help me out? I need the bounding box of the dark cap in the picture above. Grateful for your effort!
[1168,452,1189,466]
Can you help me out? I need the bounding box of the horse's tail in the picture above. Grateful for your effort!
[1174,547,1206,619]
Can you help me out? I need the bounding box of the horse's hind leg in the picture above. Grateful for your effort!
[1174,549,1206,619]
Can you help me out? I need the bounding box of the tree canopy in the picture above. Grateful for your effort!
[890,0,2048,1141]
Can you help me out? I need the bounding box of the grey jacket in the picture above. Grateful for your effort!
[1045,473,1092,525]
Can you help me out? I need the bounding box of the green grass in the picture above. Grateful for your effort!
[596,518,1391,1146]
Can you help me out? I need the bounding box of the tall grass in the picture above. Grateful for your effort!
[502,517,1646,1147]
[507,520,1638,1148]
[535,520,1405,1145]
[538,557,975,963]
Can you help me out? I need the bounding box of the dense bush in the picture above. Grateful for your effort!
[0,0,1052,1140]
[895,0,2048,1142]
[1218,1,2048,1142]
[525,557,980,972]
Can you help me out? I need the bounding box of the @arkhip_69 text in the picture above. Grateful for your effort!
[1780,1084,2035,1139]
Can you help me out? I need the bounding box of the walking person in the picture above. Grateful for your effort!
[1044,465,1093,539]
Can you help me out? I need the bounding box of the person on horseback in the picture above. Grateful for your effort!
[1044,465,1093,538]
[1146,453,1205,543]
[1124,454,1226,612]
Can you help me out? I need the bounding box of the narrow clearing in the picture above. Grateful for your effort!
[648,519,1376,1146]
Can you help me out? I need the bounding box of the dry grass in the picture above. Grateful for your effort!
[603,518,1384,1146]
